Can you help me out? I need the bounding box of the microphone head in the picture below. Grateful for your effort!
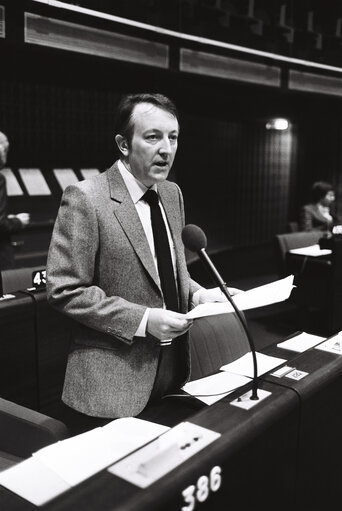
[182,224,207,252]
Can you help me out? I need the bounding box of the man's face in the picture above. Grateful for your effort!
[125,102,179,188]
[0,136,9,169]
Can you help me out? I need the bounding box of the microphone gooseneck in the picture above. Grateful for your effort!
[182,224,259,400]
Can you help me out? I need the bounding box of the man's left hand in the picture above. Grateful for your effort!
[197,286,244,304]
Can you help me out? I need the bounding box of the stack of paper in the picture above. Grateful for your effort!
[289,245,331,257]
[277,332,326,353]
[0,418,169,506]
[182,351,287,405]
[220,351,287,378]
[182,372,251,405]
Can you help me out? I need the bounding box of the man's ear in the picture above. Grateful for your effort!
[115,134,129,156]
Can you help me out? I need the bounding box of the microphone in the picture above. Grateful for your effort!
[182,224,259,400]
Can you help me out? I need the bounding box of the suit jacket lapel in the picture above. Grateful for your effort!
[107,163,160,290]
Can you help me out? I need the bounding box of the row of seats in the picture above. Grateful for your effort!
[74,0,342,66]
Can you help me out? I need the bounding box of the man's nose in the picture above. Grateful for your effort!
[158,137,172,154]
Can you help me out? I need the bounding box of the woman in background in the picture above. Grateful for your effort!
[300,181,340,232]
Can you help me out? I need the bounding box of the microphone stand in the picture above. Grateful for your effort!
[198,248,259,400]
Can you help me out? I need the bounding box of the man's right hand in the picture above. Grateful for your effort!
[147,308,193,341]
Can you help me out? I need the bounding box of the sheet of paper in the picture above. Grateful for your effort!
[277,332,326,352]
[33,418,169,486]
[186,275,294,319]
[0,456,71,506]
[288,244,331,256]
[182,371,251,405]
[220,351,287,377]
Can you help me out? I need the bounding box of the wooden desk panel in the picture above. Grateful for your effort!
[0,293,37,409]
[0,381,299,511]
[30,291,72,418]
[262,341,342,508]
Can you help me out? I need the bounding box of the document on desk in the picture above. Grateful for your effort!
[0,418,169,506]
[182,371,251,405]
[288,244,331,256]
[0,457,71,507]
[33,417,169,487]
[277,332,326,352]
[186,275,294,319]
[220,351,287,378]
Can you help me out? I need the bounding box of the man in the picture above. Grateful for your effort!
[47,93,237,420]
[0,131,30,270]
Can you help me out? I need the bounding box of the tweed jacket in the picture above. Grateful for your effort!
[299,203,338,232]
[46,161,201,418]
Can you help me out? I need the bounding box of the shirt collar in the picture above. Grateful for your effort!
[118,159,157,204]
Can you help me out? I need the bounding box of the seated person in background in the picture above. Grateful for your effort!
[299,181,341,233]
[0,131,30,270]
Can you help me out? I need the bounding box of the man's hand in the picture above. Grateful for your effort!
[147,309,193,341]
[197,286,244,304]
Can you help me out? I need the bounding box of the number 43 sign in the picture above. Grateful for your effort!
[32,269,47,290]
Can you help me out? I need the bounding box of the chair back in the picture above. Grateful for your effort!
[275,231,322,276]
[189,312,250,381]
[1,265,44,294]
[287,221,299,233]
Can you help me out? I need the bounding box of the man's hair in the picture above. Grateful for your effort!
[114,93,179,145]
[311,181,333,203]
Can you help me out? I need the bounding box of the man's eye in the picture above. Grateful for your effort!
[146,134,157,140]
[169,135,178,142]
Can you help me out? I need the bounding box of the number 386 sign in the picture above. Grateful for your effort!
[32,269,47,289]
[181,466,222,511]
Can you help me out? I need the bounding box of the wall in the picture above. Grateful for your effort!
[1,0,342,271]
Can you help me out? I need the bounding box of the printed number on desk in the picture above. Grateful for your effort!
[181,466,222,511]
[32,269,46,289]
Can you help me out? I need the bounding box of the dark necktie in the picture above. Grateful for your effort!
[143,189,178,312]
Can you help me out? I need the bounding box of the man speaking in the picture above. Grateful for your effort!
[47,93,238,424]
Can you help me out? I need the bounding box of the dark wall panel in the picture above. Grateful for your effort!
[2,33,342,264]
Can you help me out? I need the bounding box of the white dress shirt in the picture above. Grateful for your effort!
[118,160,178,337]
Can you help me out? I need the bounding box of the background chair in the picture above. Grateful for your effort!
[189,311,250,381]
[1,265,44,295]
[274,231,323,276]
[287,221,299,232]
[0,397,69,471]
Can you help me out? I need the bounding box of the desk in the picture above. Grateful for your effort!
[0,293,37,409]
[25,291,72,417]
[0,381,299,511]
[0,290,71,418]
[262,338,342,509]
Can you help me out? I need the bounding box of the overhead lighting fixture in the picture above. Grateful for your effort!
[265,118,289,130]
